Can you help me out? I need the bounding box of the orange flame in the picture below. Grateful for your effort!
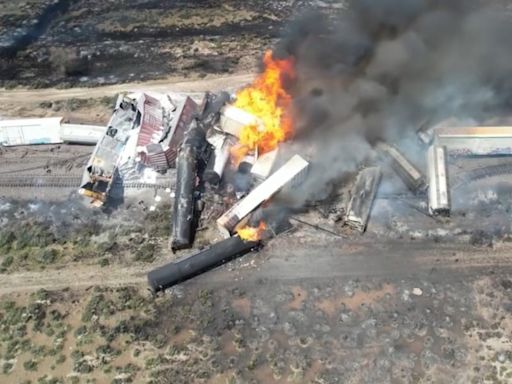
[231,50,295,164]
[237,221,267,242]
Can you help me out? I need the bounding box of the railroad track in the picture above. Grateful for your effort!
[2,156,66,163]
[452,163,512,190]
[0,175,82,188]
[0,174,170,190]
[1,154,90,162]
[0,154,91,175]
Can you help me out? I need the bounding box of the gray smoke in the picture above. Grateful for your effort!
[275,1,512,203]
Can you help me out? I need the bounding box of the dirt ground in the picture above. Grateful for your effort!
[0,73,254,124]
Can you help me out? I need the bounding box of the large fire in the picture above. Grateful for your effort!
[237,221,267,242]
[231,50,296,164]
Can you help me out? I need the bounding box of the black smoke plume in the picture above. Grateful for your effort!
[275,0,512,203]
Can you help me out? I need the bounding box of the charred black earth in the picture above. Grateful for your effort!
[0,0,330,89]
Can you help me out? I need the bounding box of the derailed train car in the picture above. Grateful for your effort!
[376,142,427,194]
[79,95,140,206]
[148,236,260,293]
[427,145,450,216]
[80,92,200,206]
[346,166,382,233]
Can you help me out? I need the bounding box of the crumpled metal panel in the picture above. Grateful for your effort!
[137,95,197,170]
[136,94,164,148]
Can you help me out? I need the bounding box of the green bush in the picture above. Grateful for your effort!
[116,287,147,311]
[32,289,50,302]
[36,249,60,265]
[2,361,13,374]
[32,79,50,89]
[65,98,89,111]
[96,344,116,357]
[2,301,25,326]
[31,345,48,358]
[1,254,14,269]
[81,293,116,322]
[103,365,113,374]
[99,258,110,267]
[134,243,157,263]
[15,223,55,249]
[35,375,65,384]
[145,354,167,370]
[23,359,38,371]
[73,358,93,374]
[100,96,116,108]
[39,101,53,109]
[0,231,16,250]
[144,205,170,238]
[56,354,66,364]
[27,303,46,332]
[49,309,63,322]
[70,350,84,361]
[74,325,88,338]
[3,80,18,89]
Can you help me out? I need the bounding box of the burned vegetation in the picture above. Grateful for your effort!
[0,0,303,88]
[0,199,170,273]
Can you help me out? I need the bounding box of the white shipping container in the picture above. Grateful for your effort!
[0,117,63,146]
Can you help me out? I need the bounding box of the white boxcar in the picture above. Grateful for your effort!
[0,117,63,146]
[376,142,426,193]
[436,126,512,156]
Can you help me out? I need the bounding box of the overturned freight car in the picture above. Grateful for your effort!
[427,145,450,216]
[435,126,512,156]
[136,93,198,172]
[376,142,426,193]
[80,92,199,206]
[149,236,260,293]
[346,167,382,233]
[79,95,140,206]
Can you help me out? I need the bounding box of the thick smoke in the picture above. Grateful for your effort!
[275,0,512,203]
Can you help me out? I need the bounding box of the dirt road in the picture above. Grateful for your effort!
[1,239,510,295]
[0,265,148,295]
[0,73,255,104]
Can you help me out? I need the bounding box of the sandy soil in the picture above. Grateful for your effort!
[0,73,254,105]
[1,237,511,296]
[0,73,255,126]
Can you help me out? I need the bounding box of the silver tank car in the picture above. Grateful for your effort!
[427,145,450,216]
